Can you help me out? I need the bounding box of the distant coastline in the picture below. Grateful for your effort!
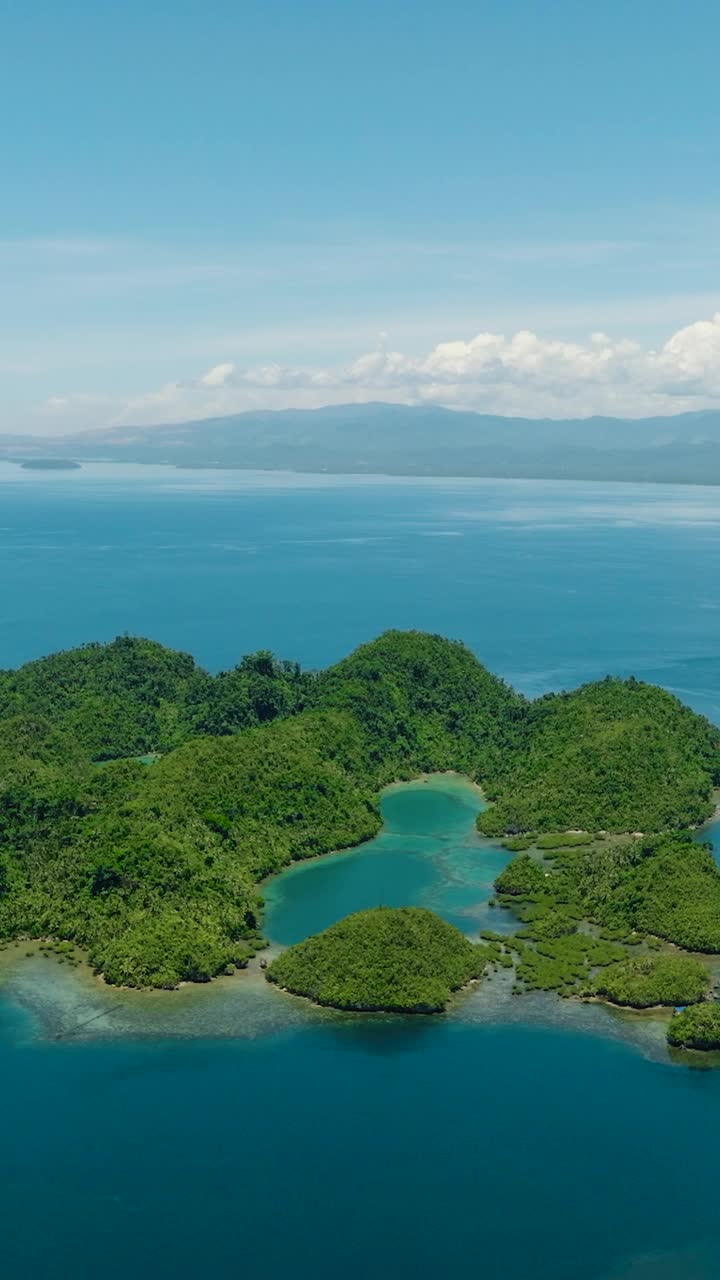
[5,402,720,485]
[18,459,82,471]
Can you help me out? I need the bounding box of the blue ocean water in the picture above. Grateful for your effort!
[3,464,720,720]
[6,1020,720,1280]
[4,466,720,1280]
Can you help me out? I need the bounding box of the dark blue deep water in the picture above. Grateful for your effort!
[4,465,720,1280]
[7,1021,720,1280]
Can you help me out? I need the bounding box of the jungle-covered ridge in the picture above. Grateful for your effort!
[1,629,719,989]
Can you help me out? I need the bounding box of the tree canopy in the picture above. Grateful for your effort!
[315,629,524,784]
[477,677,720,836]
[266,907,488,1012]
[1,629,719,990]
[668,1003,720,1050]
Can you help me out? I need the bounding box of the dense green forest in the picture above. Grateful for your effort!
[0,710,381,987]
[0,636,313,759]
[1,628,719,993]
[477,678,720,836]
[593,953,708,1008]
[267,907,487,1012]
[315,629,524,784]
[668,1003,720,1050]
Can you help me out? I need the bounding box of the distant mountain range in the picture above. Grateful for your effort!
[4,402,720,484]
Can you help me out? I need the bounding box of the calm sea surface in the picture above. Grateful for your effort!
[3,463,720,717]
[3,465,720,1279]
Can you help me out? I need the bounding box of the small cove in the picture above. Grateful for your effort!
[262,773,515,946]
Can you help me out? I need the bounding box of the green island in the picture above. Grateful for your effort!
[2,627,720,1049]
[266,906,487,1012]
[18,459,82,471]
[667,1003,720,1050]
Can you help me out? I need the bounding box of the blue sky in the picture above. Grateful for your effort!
[3,0,720,432]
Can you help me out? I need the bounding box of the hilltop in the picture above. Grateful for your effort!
[477,677,720,836]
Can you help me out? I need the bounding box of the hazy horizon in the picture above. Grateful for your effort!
[9,398,720,442]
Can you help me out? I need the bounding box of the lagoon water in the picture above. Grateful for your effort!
[262,776,515,944]
[4,465,720,1278]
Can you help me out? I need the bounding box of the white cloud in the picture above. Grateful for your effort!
[181,312,720,418]
[200,362,235,387]
[28,313,720,434]
[659,315,720,385]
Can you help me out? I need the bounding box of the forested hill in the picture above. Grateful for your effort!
[0,629,718,987]
[6,402,720,483]
[477,678,720,836]
[0,636,313,759]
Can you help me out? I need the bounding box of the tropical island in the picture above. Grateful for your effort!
[266,906,487,1012]
[2,628,720,1046]
[18,458,82,470]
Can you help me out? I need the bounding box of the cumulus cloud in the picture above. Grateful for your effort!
[181,313,720,420]
[38,313,720,433]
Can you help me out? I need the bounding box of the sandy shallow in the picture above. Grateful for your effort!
[0,941,691,1069]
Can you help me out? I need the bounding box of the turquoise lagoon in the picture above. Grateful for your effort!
[262,775,516,945]
[5,469,720,1278]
